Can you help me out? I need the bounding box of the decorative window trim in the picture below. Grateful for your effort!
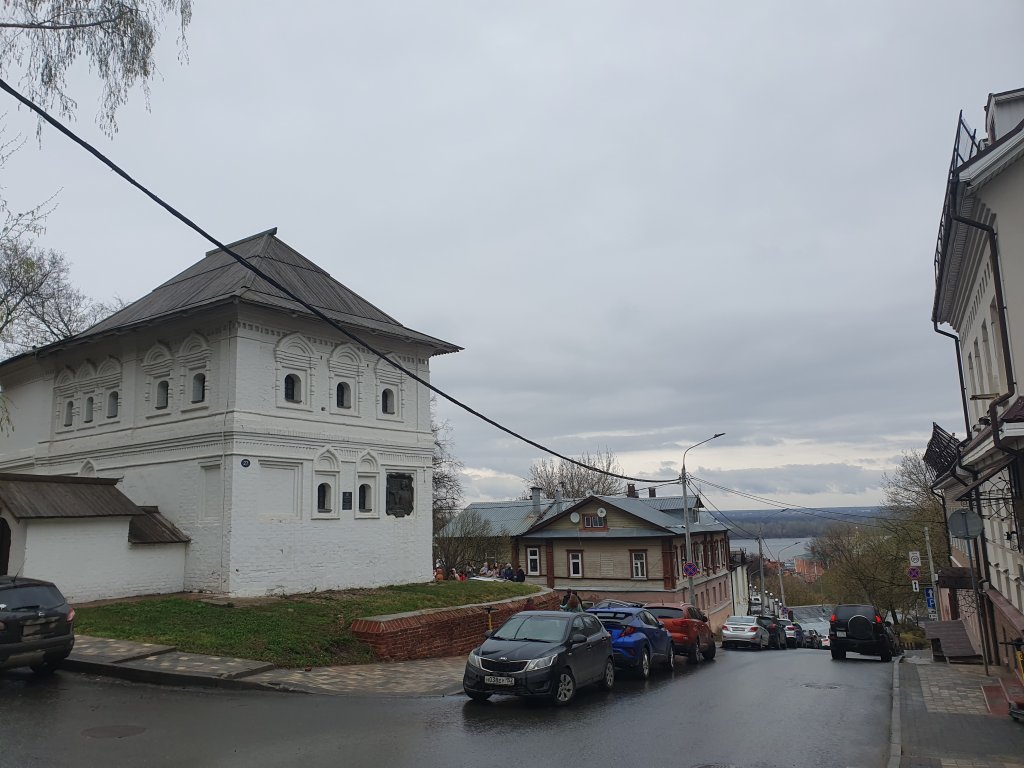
[356,453,379,519]
[375,356,403,423]
[313,451,341,520]
[142,343,174,418]
[105,390,120,420]
[630,550,648,580]
[526,547,541,576]
[275,333,315,412]
[567,550,584,579]
[329,345,361,417]
[357,480,377,518]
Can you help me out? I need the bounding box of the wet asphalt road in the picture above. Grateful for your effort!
[0,646,892,768]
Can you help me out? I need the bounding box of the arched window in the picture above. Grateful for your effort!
[358,483,372,512]
[156,380,170,409]
[381,388,395,414]
[84,397,94,423]
[192,373,206,403]
[63,400,74,427]
[317,483,332,512]
[336,382,351,409]
[284,374,301,403]
[107,391,119,418]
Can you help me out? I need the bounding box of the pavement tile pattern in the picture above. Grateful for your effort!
[69,636,175,663]
[120,651,273,679]
[247,656,467,696]
[900,653,1024,768]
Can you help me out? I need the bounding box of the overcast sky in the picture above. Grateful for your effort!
[3,2,1023,510]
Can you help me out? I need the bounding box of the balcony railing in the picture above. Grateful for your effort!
[934,112,982,281]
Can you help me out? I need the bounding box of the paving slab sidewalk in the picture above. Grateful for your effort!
[64,635,466,697]
[898,651,1024,768]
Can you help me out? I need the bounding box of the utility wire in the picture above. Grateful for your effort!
[0,75,673,485]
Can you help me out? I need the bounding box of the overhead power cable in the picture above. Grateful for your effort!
[0,76,674,485]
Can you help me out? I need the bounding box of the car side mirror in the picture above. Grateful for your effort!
[570,632,587,645]
[484,629,493,638]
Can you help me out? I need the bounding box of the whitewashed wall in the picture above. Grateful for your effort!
[21,517,186,603]
[1,510,27,575]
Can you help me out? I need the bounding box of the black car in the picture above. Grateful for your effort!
[463,610,614,706]
[829,604,898,662]
[0,576,76,674]
[755,615,788,649]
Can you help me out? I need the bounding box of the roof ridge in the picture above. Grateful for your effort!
[204,227,278,256]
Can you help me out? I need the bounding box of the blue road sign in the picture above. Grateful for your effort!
[925,587,936,610]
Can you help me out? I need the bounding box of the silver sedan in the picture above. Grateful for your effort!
[721,615,769,650]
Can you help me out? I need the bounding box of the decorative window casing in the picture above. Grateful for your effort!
[375,356,403,422]
[54,369,76,432]
[96,358,122,424]
[526,547,541,575]
[275,333,315,412]
[178,334,212,413]
[356,453,379,518]
[567,550,583,578]
[107,391,120,418]
[62,399,74,427]
[631,550,648,579]
[142,343,174,417]
[329,345,361,416]
[313,450,341,520]
[83,396,94,423]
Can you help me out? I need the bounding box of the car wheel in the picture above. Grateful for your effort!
[597,659,615,690]
[637,647,651,679]
[551,668,576,706]
[465,689,492,702]
[704,640,716,660]
[881,646,893,663]
[830,647,846,660]
[664,643,675,670]
[687,640,701,665]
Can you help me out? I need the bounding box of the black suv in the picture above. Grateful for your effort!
[829,604,897,662]
[754,615,788,649]
[0,576,76,674]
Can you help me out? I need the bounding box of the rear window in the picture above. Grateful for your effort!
[591,611,633,622]
[727,616,755,624]
[0,584,66,610]
[834,605,874,621]
[647,607,685,619]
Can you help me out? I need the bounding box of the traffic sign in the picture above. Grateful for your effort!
[909,551,922,567]
[928,608,938,620]
[907,566,921,580]
[912,580,920,592]
[924,586,936,610]
[683,561,700,578]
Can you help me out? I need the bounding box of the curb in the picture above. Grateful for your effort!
[888,656,903,768]
[62,657,288,694]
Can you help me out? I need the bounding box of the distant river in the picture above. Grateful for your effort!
[729,537,813,561]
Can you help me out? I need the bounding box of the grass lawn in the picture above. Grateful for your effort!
[75,581,538,668]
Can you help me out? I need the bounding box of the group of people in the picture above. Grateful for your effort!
[433,560,526,582]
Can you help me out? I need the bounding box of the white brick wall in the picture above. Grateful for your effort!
[22,517,185,603]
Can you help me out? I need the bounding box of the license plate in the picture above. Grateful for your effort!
[484,675,515,686]
[837,631,846,637]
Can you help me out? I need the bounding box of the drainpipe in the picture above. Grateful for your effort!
[933,323,973,436]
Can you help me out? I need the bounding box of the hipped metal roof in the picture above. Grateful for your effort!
[9,229,460,363]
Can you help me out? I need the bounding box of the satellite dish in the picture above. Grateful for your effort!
[569,512,581,524]
[597,508,607,518]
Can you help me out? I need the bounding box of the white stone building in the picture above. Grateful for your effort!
[0,229,459,598]
[928,89,1024,669]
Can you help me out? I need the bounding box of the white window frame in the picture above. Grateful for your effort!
[526,547,541,576]
[568,551,583,578]
[631,551,647,579]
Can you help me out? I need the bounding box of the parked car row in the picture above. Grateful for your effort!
[720,614,822,650]
[463,599,717,706]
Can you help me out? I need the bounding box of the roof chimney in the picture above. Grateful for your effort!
[648,487,656,498]
[531,486,541,511]
[554,485,563,513]
[627,483,637,498]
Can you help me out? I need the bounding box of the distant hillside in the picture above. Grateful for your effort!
[703,506,885,540]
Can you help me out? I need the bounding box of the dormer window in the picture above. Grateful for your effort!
[284,374,301,403]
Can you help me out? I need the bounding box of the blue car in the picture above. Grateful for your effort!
[586,606,674,678]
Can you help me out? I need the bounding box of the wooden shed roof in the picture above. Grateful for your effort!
[0,473,145,519]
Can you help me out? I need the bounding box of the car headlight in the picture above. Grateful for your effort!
[467,650,485,669]
[524,654,557,672]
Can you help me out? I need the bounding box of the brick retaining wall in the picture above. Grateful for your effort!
[351,592,561,661]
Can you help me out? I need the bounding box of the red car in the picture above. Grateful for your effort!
[644,603,717,663]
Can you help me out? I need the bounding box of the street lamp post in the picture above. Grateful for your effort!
[682,432,725,603]
[775,541,799,616]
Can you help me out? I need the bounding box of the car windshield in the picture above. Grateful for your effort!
[492,615,568,643]
[727,616,755,624]
[0,584,65,610]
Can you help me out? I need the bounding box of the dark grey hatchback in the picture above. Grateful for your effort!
[0,576,76,674]
[463,610,614,706]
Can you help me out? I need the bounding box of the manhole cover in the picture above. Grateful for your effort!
[801,683,839,690]
[81,725,146,739]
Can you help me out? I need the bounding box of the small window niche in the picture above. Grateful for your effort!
[317,483,332,513]
[191,372,206,403]
[106,391,119,419]
[381,388,395,415]
[156,380,170,410]
[63,400,74,427]
[83,396,94,424]
[284,373,302,403]
[336,382,352,409]
[358,483,373,514]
